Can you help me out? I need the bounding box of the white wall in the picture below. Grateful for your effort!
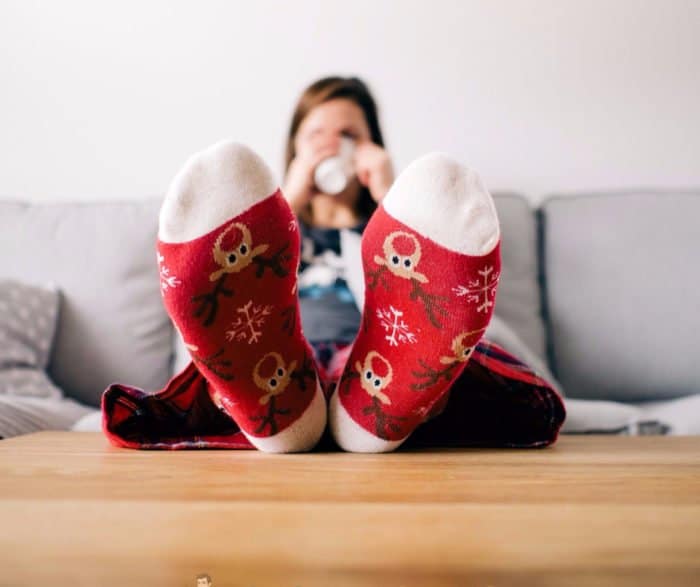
[1,0,698,203]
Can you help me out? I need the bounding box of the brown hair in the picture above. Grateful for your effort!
[284,76,385,220]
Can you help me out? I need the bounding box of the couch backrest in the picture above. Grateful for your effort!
[491,193,547,360]
[0,200,173,407]
[10,190,690,408]
[541,191,699,402]
[0,193,551,408]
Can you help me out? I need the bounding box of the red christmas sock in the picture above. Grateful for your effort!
[329,153,501,452]
[156,140,325,453]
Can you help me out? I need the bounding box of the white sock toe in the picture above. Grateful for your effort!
[382,152,500,256]
[158,139,278,243]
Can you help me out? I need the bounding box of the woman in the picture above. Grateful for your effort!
[283,77,393,370]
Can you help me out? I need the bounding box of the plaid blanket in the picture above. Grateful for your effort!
[102,339,565,450]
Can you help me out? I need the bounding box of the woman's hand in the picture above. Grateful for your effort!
[353,141,395,203]
[282,139,340,214]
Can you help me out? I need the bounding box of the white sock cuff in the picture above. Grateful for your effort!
[158,140,278,243]
[382,152,500,256]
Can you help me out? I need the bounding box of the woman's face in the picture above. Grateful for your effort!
[294,98,371,157]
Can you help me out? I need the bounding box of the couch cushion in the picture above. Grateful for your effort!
[0,200,173,407]
[0,394,94,439]
[561,393,700,435]
[541,192,699,401]
[491,193,547,361]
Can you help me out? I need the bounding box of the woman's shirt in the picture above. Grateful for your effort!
[297,218,367,343]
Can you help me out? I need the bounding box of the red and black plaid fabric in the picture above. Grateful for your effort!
[102,338,565,451]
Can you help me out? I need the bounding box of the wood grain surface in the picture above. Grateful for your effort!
[1,432,698,586]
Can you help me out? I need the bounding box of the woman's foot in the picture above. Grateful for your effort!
[329,153,501,452]
[157,140,326,453]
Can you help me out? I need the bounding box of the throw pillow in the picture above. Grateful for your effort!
[0,279,62,399]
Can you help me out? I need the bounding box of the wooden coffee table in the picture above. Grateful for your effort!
[0,432,698,586]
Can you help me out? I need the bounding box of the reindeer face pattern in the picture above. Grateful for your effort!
[355,351,393,405]
[210,222,269,281]
[253,352,298,405]
[374,231,428,283]
[439,330,482,365]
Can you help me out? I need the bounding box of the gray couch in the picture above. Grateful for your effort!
[1,191,698,438]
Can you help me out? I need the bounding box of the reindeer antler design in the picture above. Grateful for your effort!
[280,304,297,336]
[190,347,235,381]
[249,396,291,435]
[366,264,390,291]
[339,370,360,396]
[251,243,292,278]
[290,349,316,392]
[409,278,448,329]
[361,396,409,439]
[191,274,234,327]
[410,358,458,391]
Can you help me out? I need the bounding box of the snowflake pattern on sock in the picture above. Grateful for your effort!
[452,265,500,314]
[376,306,418,346]
[157,252,181,294]
[226,300,273,344]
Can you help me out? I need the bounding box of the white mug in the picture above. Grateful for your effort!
[314,137,356,195]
